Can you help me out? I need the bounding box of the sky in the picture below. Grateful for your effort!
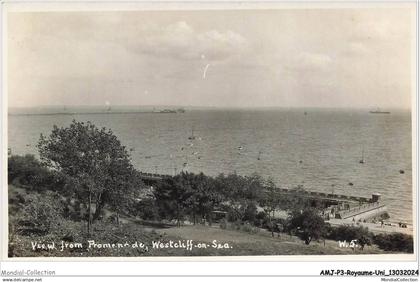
[8,7,414,109]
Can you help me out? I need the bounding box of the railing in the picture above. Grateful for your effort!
[337,202,385,219]
[139,172,172,180]
[278,189,370,203]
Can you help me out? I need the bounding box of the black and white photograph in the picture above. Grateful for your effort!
[4,2,416,260]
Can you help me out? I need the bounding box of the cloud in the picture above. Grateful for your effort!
[135,21,249,61]
[283,52,333,73]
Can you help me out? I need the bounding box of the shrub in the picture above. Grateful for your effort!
[135,198,160,221]
[373,233,413,253]
[325,225,374,250]
[240,223,260,234]
[327,225,372,242]
[379,213,390,220]
[242,203,258,224]
[255,211,268,227]
[16,191,64,236]
[219,219,227,230]
[8,154,67,192]
[8,154,46,187]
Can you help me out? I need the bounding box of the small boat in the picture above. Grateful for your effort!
[359,148,365,164]
[370,108,390,114]
[159,109,177,113]
[188,127,196,140]
[238,146,243,150]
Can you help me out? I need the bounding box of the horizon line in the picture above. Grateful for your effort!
[8,105,411,110]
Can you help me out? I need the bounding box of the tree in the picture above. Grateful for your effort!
[154,176,189,226]
[154,172,222,226]
[279,185,307,212]
[106,169,145,224]
[181,172,221,225]
[288,208,326,245]
[259,178,280,237]
[37,120,140,234]
[215,173,263,222]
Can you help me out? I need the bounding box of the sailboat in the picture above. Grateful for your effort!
[188,127,196,140]
[359,147,365,164]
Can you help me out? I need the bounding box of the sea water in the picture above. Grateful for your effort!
[8,108,413,223]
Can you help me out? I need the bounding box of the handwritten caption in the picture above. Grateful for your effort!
[31,240,233,252]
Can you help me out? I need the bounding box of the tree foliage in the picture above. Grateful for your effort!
[287,208,326,245]
[37,120,144,231]
[154,172,222,225]
[214,173,263,222]
[8,154,66,191]
[373,233,413,253]
[259,178,281,236]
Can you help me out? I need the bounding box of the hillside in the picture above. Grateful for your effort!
[8,185,388,257]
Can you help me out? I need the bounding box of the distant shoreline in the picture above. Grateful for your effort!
[8,107,410,116]
[8,111,186,116]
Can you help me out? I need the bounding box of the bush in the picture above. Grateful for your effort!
[379,213,390,220]
[240,223,260,234]
[219,219,227,229]
[255,211,268,227]
[135,198,160,221]
[373,233,413,253]
[223,221,259,234]
[242,203,258,224]
[327,225,372,242]
[8,154,67,191]
[325,225,373,250]
[9,154,46,186]
[15,191,64,236]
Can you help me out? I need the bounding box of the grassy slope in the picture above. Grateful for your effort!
[153,225,386,256]
[8,185,387,257]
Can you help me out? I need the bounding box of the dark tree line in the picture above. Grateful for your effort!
[152,171,329,244]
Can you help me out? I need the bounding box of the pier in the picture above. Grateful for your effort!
[138,172,172,184]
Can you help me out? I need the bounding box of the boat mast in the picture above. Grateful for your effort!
[359,146,365,164]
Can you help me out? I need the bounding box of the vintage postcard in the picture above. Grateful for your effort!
[2,1,417,262]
